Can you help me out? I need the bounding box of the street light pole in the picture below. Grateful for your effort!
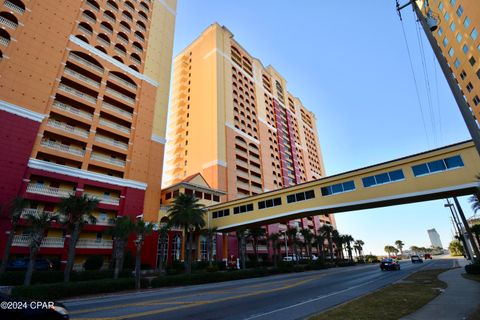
[397,0,480,156]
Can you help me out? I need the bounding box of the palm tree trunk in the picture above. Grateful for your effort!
[253,237,258,265]
[0,226,16,274]
[328,238,334,262]
[187,232,193,274]
[64,223,80,282]
[24,234,42,287]
[135,240,142,290]
[240,236,246,269]
[113,239,125,279]
[273,241,278,268]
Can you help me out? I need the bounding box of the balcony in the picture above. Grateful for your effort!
[136,23,146,32]
[130,56,141,65]
[0,35,9,47]
[58,84,97,104]
[134,33,144,42]
[84,192,120,205]
[86,1,99,11]
[69,53,104,74]
[13,235,64,248]
[0,16,17,29]
[100,24,113,35]
[76,238,112,249]
[132,45,142,54]
[52,101,93,121]
[26,183,74,198]
[96,36,110,47]
[78,25,93,36]
[98,118,131,134]
[40,139,86,157]
[120,24,130,34]
[114,47,126,56]
[81,12,96,24]
[90,152,126,167]
[95,135,128,150]
[108,73,137,90]
[105,87,135,105]
[4,1,25,14]
[102,102,133,120]
[47,119,90,138]
[20,208,55,219]
[117,36,128,45]
[106,2,118,12]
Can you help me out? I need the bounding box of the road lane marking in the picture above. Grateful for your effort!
[71,274,323,320]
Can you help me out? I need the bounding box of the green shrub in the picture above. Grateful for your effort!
[83,255,104,271]
[465,262,480,275]
[0,271,63,286]
[11,278,143,300]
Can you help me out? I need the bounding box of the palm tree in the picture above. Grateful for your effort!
[384,245,392,257]
[58,194,99,282]
[107,216,134,279]
[133,219,154,290]
[167,193,206,274]
[318,225,334,262]
[23,210,58,286]
[410,245,419,254]
[247,226,266,265]
[201,227,218,266]
[471,224,480,248]
[157,223,170,274]
[395,240,405,258]
[286,227,299,261]
[332,230,343,261]
[236,227,248,269]
[299,229,314,258]
[0,197,29,275]
[354,240,365,261]
[267,232,280,267]
[314,234,326,262]
[342,234,354,261]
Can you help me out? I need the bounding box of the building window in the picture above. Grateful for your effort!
[454,58,460,69]
[456,32,462,43]
[438,27,443,36]
[212,209,229,219]
[471,28,478,41]
[469,56,476,66]
[450,22,455,32]
[473,96,480,106]
[444,11,449,22]
[194,190,202,198]
[321,181,355,196]
[286,190,315,204]
[165,192,172,200]
[172,235,181,261]
[362,169,405,188]
[448,47,454,57]
[173,190,179,198]
[258,197,282,209]
[466,82,474,92]
[204,193,212,200]
[456,5,463,17]
[460,70,467,80]
[200,237,207,261]
[438,2,444,11]
[411,155,464,177]
[443,37,449,47]
[184,188,193,195]
[213,195,220,202]
[464,16,471,28]
[233,203,254,214]
[449,0,455,5]
[463,44,469,54]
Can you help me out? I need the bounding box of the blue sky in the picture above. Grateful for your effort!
[170,1,477,255]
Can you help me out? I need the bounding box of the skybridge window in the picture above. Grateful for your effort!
[233,203,254,215]
[321,181,355,196]
[258,197,282,209]
[362,169,405,188]
[286,190,315,204]
[412,155,464,177]
[212,209,230,219]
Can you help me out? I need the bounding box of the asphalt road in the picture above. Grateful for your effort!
[65,258,456,320]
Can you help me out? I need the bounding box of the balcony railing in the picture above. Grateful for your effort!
[47,119,90,138]
[86,1,99,11]
[120,24,131,33]
[81,12,96,24]
[103,13,115,23]
[131,56,141,65]
[13,235,64,248]
[105,88,135,105]
[114,47,126,56]
[78,25,93,36]
[134,34,144,42]
[102,102,133,119]
[4,1,25,14]
[132,45,142,54]
[58,84,97,104]
[0,16,17,29]
[108,73,137,90]
[96,36,110,47]
[100,24,113,35]
[26,183,75,198]
[40,139,86,157]
[95,135,128,150]
[122,13,133,22]
[0,36,9,47]
[90,152,126,167]
[63,68,100,88]
[52,101,93,120]
[136,23,146,32]
[117,36,128,45]
[20,209,55,219]
[84,192,120,205]
[76,238,113,249]
[106,2,118,12]
[69,53,104,74]
[98,118,131,134]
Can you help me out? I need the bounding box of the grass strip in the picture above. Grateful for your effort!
[309,268,448,320]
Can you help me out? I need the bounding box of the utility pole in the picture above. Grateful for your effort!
[397,0,480,156]
[453,197,480,259]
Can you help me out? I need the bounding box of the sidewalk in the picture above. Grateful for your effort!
[401,259,480,320]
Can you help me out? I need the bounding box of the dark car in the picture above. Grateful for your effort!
[6,259,53,271]
[380,258,400,271]
[411,255,424,263]
[423,253,432,259]
[0,293,68,320]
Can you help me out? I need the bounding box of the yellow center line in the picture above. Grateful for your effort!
[72,274,323,320]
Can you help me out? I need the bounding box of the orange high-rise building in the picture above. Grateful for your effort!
[419,0,480,119]
[0,0,176,268]
[165,24,336,258]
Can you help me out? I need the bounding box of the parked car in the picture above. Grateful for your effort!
[423,253,432,259]
[380,258,400,271]
[282,256,300,262]
[6,259,53,271]
[0,293,68,320]
[411,255,424,263]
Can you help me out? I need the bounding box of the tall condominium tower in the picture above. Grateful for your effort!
[165,23,335,250]
[427,228,443,248]
[0,0,176,266]
[419,0,480,119]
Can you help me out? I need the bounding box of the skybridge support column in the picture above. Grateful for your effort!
[222,233,229,265]
[453,197,480,260]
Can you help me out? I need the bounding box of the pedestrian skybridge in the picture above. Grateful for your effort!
[208,140,480,231]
